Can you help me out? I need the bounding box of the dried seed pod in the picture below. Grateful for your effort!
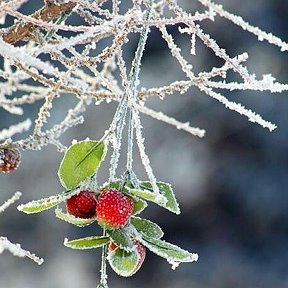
[0,148,21,173]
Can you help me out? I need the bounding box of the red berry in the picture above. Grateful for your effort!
[96,188,134,229]
[66,190,97,218]
[133,241,146,274]
[0,148,21,173]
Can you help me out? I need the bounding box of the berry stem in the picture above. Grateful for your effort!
[99,229,108,287]
[125,0,154,174]
[108,100,128,182]
[126,109,134,172]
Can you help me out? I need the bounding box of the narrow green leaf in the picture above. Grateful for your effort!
[64,236,110,250]
[131,216,163,239]
[55,208,96,227]
[17,192,68,214]
[140,237,198,264]
[58,140,107,189]
[108,247,139,277]
[140,182,180,214]
[107,228,134,252]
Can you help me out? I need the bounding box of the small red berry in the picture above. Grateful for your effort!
[133,241,146,274]
[66,190,97,218]
[96,188,134,229]
[0,148,21,173]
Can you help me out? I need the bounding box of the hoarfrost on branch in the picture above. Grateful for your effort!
[0,0,287,160]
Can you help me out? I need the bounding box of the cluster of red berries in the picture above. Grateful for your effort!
[0,148,21,173]
[66,188,146,274]
[66,188,134,228]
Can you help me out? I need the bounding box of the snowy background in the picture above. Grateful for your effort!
[1,0,288,287]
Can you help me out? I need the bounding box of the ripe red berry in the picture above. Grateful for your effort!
[96,188,134,229]
[0,148,21,173]
[66,190,97,218]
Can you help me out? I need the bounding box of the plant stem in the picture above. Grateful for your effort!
[99,229,108,287]
[126,0,154,173]
[126,109,134,171]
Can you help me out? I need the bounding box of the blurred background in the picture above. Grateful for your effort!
[0,0,288,287]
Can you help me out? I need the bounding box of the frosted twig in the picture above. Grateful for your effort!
[3,8,87,33]
[2,1,76,44]
[134,104,206,138]
[167,0,254,83]
[33,89,59,137]
[0,38,61,77]
[0,237,44,265]
[0,119,31,142]
[108,100,128,182]
[199,85,277,131]
[133,109,159,194]
[0,192,22,214]
[159,14,276,131]
[0,101,85,151]
[198,0,288,52]
[207,76,288,93]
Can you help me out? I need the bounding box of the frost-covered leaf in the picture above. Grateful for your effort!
[101,180,121,190]
[140,237,198,266]
[55,208,96,227]
[140,182,180,214]
[64,236,110,250]
[107,229,134,252]
[126,187,167,207]
[58,140,106,189]
[17,192,68,214]
[131,216,163,239]
[108,247,139,277]
[132,197,147,215]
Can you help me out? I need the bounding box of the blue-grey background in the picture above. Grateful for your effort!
[0,0,288,287]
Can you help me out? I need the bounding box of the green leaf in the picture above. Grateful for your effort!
[55,208,96,227]
[58,140,107,189]
[101,180,121,190]
[131,216,163,239]
[140,237,198,264]
[132,197,147,215]
[64,236,110,250]
[126,187,167,205]
[107,229,134,252]
[108,247,139,277]
[17,192,68,214]
[140,182,180,214]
